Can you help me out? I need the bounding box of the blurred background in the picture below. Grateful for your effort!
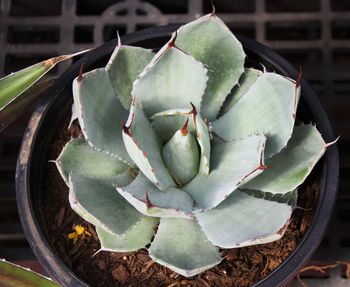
[0,0,349,286]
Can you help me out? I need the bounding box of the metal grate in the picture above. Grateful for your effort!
[0,0,349,286]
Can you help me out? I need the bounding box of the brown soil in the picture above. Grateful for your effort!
[41,118,319,287]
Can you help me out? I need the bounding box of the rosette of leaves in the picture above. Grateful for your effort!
[56,12,329,277]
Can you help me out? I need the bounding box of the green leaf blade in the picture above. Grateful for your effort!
[0,260,59,287]
[0,51,88,110]
[0,59,53,109]
[0,78,55,132]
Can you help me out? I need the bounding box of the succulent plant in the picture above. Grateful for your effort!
[56,12,329,277]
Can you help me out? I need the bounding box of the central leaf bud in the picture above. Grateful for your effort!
[161,119,199,186]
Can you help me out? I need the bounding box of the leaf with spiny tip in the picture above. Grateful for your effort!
[0,50,89,111]
[106,45,154,110]
[243,124,326,194]
[151,108,195,143]
[220,68,262,115]
[213,72,299,158]
[69,174,144,236]
[196,190,292,248]
[175,14,246,121]
[96,216,159,252]
[0,259,59,287]
[184,135,266,210]
[162,129,199,185]
[181,118,189,136]
[148,218,222,277]
[151,108,210,175]
[122,101,176,190]
[131,33,208,117]
[116,173,194,218]
[73,68,133,165]
[56,138,132,186]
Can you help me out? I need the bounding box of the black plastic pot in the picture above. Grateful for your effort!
[16,26,339,287]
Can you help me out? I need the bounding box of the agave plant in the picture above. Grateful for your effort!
[56,12,329,277]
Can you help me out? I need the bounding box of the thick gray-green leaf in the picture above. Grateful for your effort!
[149,218,222,277]
[151,108,210,174]
[56,138,132,186]
[106,43,154,110]
[122,101,176,190]
[184,135,266,210]
[176,14,245,121]
[96,216,158,252]
[243,124,326,194]
[116,173,194,218]
[220,68,261,115]
[151,108,195,143]
[162,130,199,185]
[69,174,143,235]
[69,189,100,227]
[132,33,208,117]
[196,190,292,248]
[72,68,132,164]
[213,72,299,158]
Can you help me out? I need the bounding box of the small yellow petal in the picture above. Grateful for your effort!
[84,230,92,237]
[68,232,77,239]
[75,225,85,235]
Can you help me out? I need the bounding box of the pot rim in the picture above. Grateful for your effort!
[16,25,339,287]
